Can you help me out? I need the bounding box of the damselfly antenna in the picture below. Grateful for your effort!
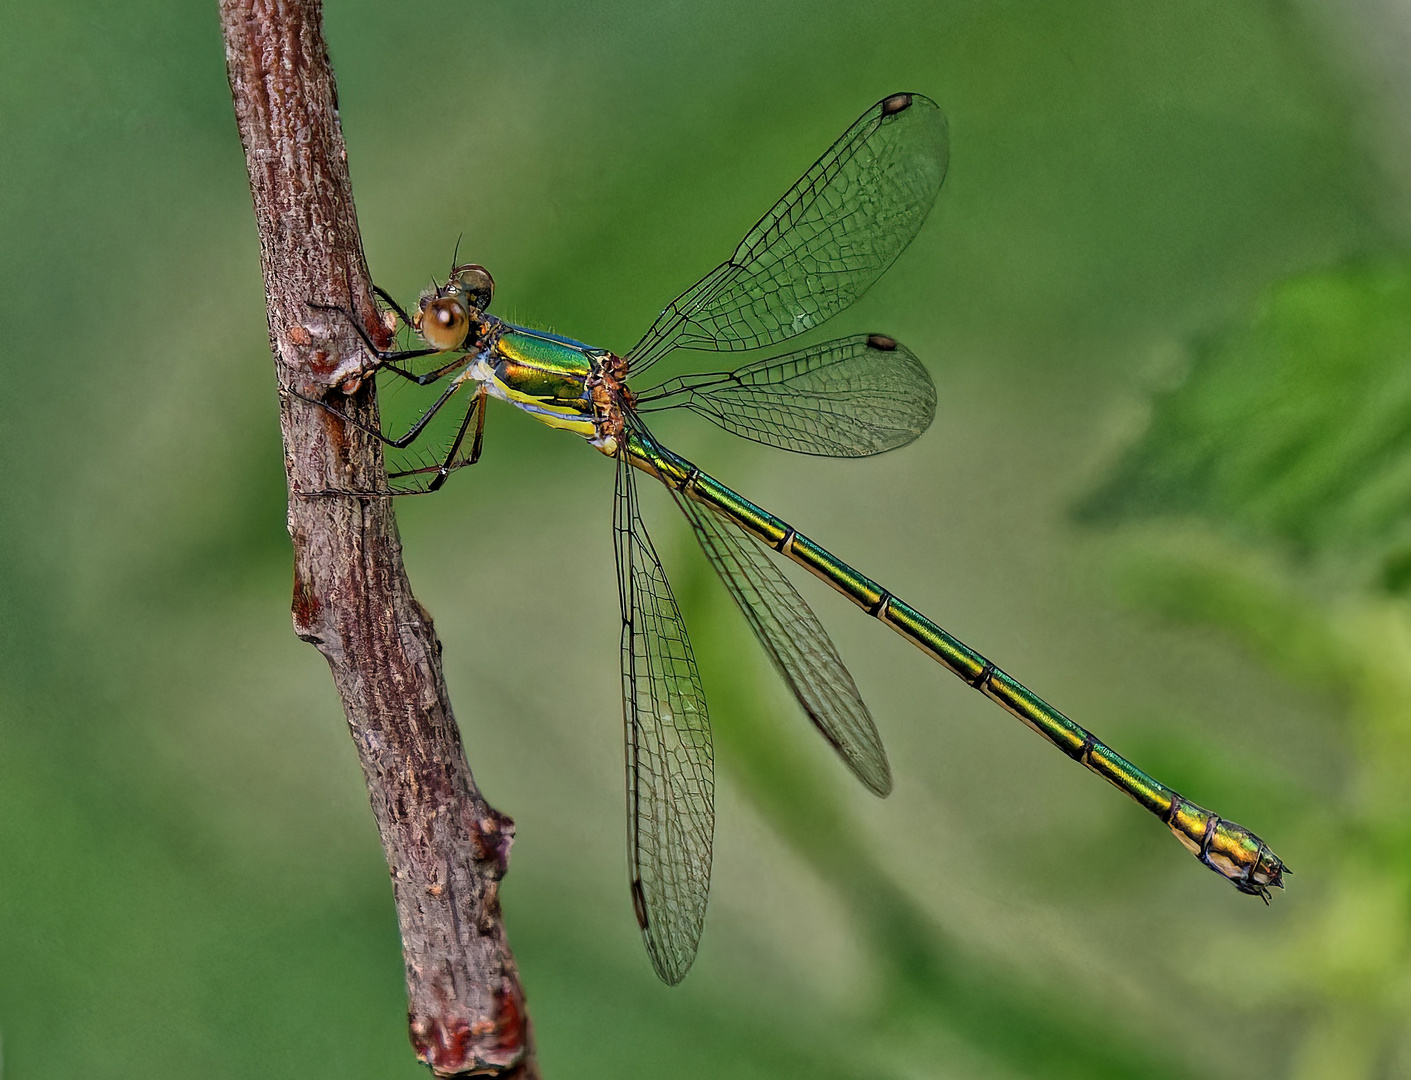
[450,232,464,279]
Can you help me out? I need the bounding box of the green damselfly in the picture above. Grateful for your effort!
[300,93,1287,985]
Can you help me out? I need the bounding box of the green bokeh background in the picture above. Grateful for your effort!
[3,2,1408,1077]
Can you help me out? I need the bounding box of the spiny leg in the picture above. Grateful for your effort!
[428,387,485,491]
[373,284,415,329]
[388,387,490,492]
[287,382,481,499]
[287,376,468,450]
[468,385,488,465]
[390,354,482,387]
[307,299,441,371]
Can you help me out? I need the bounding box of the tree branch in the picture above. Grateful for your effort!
[219,1,538,1074]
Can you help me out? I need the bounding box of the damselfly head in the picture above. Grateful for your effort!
[413,265,493,351]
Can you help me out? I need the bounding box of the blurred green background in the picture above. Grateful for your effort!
[4,1,1410,1076]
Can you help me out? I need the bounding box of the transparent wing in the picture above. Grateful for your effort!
[636,333,936,457]
[614,455,714,985]
[670,487,891,796]
[625,93,949,374]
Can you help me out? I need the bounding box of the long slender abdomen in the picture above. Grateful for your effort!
[628,435,1287,900]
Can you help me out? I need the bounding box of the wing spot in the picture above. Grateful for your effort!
[882,93,913,116]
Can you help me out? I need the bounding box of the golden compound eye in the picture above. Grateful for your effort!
[420,297,470,350]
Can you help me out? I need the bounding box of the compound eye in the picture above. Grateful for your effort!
[420,296,470,350]
[450,263,495,312]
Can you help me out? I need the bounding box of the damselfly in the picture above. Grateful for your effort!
[300,93,1286,985]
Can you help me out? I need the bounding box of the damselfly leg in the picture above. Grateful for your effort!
[372,284,416,330]
[305,299,446,383]
[285,377,467,450]
[386,385,488,492]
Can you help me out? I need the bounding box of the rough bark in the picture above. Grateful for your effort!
[218,1,538,1074]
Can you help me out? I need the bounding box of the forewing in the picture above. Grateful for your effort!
[637,333,936,457]
[672,487,892,795]
[614,456,714,985]
[626,94,949,372]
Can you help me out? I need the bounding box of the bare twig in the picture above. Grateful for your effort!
[219,1,538,1074]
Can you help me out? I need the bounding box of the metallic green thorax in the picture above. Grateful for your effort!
[481,325,600,437]
[619,427,1286,900]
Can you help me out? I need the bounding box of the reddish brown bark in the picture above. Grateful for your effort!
[218,1,538,1074]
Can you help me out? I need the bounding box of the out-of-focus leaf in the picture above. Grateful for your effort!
[1080,259,1411,1080]
[1079,261,1411,584]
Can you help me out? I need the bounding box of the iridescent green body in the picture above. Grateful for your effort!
[320,94,1283,985]
[471,325,600,437]
[479,330,1285,900]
